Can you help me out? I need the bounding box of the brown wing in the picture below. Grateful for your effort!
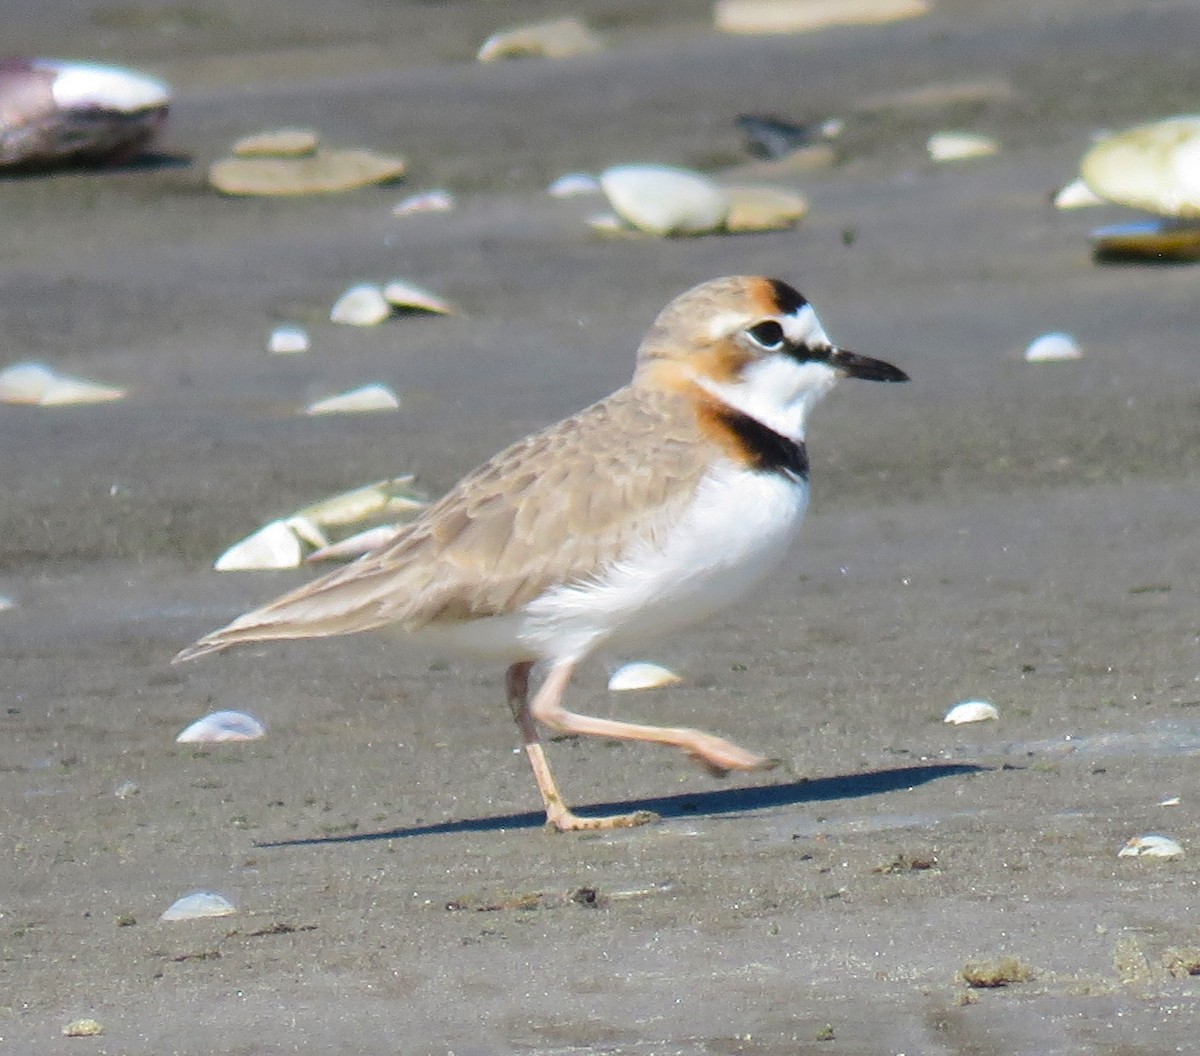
[174,384,715,661]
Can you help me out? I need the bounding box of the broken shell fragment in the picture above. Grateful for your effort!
[330,284,391,326]
[1081,115,1200,218]
[0,58,169,170]
[548,172,601,198]
[599,164,731,237]
[294,475,426,528]
[308,524,403,562]
[477,17,605,62]
[176,710,266,744]
[392,189,456,216]
[208,149,406,196]
[383,279,458,316]
[722,184,810,232]
[927,131,998,162]
[715,0,930,35]
[736,113,842,160]
[1118,834,1183,859]
[1052,177,1105,210]
[944,700,999,725]
[1089,219,1200,262]
[232,128,319,158]
[304,384,400,416]
[1024,332,1082,362]
[0,361,125,406]
[214,519,304,571]
[160,891,238,921]
[608,662,683,692]
[267,324,310,355]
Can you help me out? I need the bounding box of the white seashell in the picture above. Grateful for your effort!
[214,519,303,571]
[1081,115,1200,217]
[176,710,266,744]
[0,361,124,405]
[160,891,238,922]
[722,184,810,232]
[0,595,14,611]
[1118,834,1183,859]
[943,700,999,725]
[330,283,392,326]
[608,662,683,692]
[113,780,140,799]
[1159,796,1181,807]
[308,524,403,562]
[477,17,605,62]
[382,279,458,315]
[267,324,310,355]
[1024,332,1082,363]
[46,61,168,113]
[1052,177,1105,209]
[391,189,456,216]
[599,164,731,236]
[304,384,400,416]
[716,0,929,34]
[294,476,425,528]
[0,361,57,403]
[584,211,643,238]
[283,515,329,550]
[927,131,998,162]
[548,172,601,198]
[209,149,406,196]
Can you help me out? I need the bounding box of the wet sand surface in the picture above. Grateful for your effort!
[3,2,1200,1053]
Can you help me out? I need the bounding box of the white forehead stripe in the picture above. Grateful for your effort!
[782,302,831,348]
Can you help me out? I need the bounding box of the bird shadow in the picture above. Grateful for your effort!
[258,762,984,847]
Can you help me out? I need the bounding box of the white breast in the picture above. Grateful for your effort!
[518,461,809,662]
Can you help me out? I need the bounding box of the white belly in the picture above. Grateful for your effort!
[516,462,809,662]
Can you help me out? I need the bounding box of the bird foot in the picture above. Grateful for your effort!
[545,807,660,832]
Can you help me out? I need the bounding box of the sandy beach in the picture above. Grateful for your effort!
[3,2,1200,1052]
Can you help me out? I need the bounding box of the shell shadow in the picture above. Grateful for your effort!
[258,762,985,845]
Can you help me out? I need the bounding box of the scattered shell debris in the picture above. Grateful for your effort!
[160,891,238,922]
[0,58,169,170]
[599,164,731,237]
[215,518,305,570]
[548,172,601,198]
[330,283,392,326]
[1052,177,1105,210]
[0,361,125,406]
[62,1018,104,1038]
[608,662,683,692]
[176,710,266,743]
[722,184,810,232]
[715,0,930,35]
[927,131,998,162]
[267,324,310,355]
[304,383,401,416]
[392,189,456,216]
[1089,220,1200,263]
[477,17,605,62]
[1081,115,1200,218]
[383,279,459,315]
[1118,834,1183,859]
[944,700,999,725]
[232,128,318,158]
[208,147,406,196]
[1024,332,1082,362]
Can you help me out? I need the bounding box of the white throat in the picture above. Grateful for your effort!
[695,355,840,441]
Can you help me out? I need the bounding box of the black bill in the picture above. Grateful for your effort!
[830,348,909,383]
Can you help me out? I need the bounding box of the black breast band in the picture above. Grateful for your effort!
[718,409,809,480]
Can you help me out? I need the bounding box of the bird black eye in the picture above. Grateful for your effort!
[746,320,786,350]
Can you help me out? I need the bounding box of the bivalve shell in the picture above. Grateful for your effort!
[927,131,998,162]
[294,476,425,528]
[392,189,456,215]
[715,0,930,35]
[330,283,391,326]
[308,524,403,562]
[0,361,125,406]
[232,128,319,158]
[722,184,810,232]
[1052,177,1105,210]
[208,149,406,196]
[160,891,238,921]
[943,700,999,725]
[548,172,601,198]
[383,279,458,315]
[478,18,605,62]
[599,164,731,237]
[1081,115,1200,218]
[1089,219,1200,262]
[267,324,310,355]
[1118,834,1183,859]
[304,384,400,416]
[176,710,266,743]
[1024,332,1082,362]
[608,662,683,692]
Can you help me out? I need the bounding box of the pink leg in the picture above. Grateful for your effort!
[530,659,776,783]
[505,661,657,832]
